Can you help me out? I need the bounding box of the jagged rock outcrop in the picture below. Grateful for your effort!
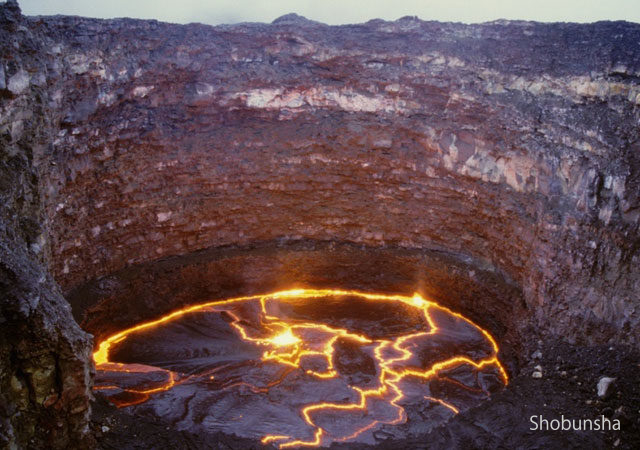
[0,2,92,449]
[1,0,639,447]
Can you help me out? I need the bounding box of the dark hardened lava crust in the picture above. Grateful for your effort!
[91,342,640,449]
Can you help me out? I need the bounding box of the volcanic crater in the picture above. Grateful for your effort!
[1,1,640,449]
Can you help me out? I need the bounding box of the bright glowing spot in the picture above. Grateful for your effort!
[270,329,300,347]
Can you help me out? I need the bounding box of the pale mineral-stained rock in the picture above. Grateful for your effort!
[7,68,29,95]
[597,376,616,398]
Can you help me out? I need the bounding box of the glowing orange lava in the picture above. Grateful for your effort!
[93,289,508,447]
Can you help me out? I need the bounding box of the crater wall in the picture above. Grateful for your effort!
[40,13,640,345]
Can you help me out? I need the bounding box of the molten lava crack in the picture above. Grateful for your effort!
[93,289,508,447]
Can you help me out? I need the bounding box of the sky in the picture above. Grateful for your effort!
[17,0,640,25]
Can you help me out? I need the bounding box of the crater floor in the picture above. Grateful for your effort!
[93,289,506,447]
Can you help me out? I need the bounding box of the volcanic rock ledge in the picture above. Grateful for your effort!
[1,0,639,447]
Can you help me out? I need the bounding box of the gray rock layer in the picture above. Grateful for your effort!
[1,0,639,447]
